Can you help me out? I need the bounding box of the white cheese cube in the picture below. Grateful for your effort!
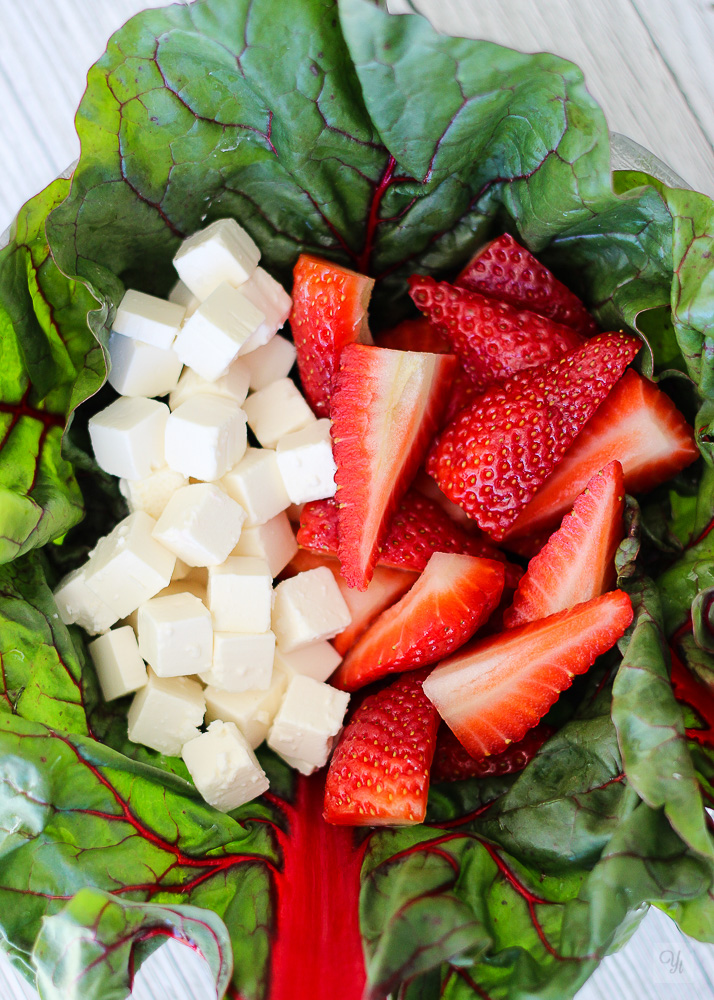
[243,379,315,449]
[267,674,350,773]
[207,556,273,633]
[275,418,337,504]
[88,626,148,701]
[88,397,169,481]
[113,289,185,350]
[200,630,276,692]
[53,565,118,635]
[182,720,269,812]
[168,279,200,318]
[232,513,298,577]
[242,335,297,391]
[107,332,183,399]
[237,267,292,355]
[119,466,188,521]
[174,283,265,382]
[169,362,249,411]
[171,558,192,581]
[138,593,213,678]
[173,218,260,300]
[152,483,246,567]
[84,511,176,619]
[220,447,290,527]
[272,567,351,652]
[274,642,342,684]
[165,394,247,482]
[120,573,208,635]
[204,666,288,749]
[127,669,205,756]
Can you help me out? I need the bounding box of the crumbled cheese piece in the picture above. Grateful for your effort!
[53,565,118,635]
[88,397,169,481]
[237,267,292,355]
[168,279,200,318]
[182,720,269,812]
[174,283,265,381]
[220,447,290,527]
[165,394,247,482]
[127,669,205,756]
[241,335,297,391]
[272,567,351,652]
[275,418,337,504]
[88,626,148,701]
[107,332,183,398]
[274,641,342,685]
[113,289,185,350]
[169,361,249,411]
[172,218,260,300]
[204,665,288,749]
[200,630,276,692]
[267,674,350,774]
[231,512,298,577]
[138,592,213,678]
[207,556,273,633]
[243,378,315,449]
[119,466,188,521]
[152,483,246,567]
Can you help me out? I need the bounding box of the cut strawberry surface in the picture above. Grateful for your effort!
[333,553,505,691]
[324,669,439,826]
[377,316,450,354]
[455,233,599,337]
[426,331,641,539]
[423,590,633,758]
[290,254,374,417]
[503,461,625,629]
[408,275,584,390]
[432,722,554,782]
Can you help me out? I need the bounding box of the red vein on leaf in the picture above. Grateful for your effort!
[431,800,498,830]
[453,966,495,1000]
[670,642,714,748]
[357,155,396,274]
[0,388,65,434]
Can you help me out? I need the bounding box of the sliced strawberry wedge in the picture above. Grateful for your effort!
[503,461,625,628]
[504,369,699,542]
[290,254,374,417]
[324,669,439,826]
[333,553,505,692]
[377,317,450,354]
[408,276,584,390]
[426,331,641,539]
[432,722,554,782]
[423,590,633,758]
[455,233,599,337]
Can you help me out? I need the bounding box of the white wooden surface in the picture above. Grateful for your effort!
[1,0,713,997]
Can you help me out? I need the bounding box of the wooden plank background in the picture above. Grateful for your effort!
[0,0,713,996]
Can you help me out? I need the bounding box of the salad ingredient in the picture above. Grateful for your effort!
[455,232,599,336]
[173,217,261,298]
[275,641,343,684]
[107,331,183,398]
[503,461,625,628]
[324,668,439,825]
[408,274,585,388]
[423,589,634,757]
[291,254,375,417]
[137,592,213,678]
[238,266,294,351]
[331,343,457,589]
[333,553,505,691]
[427,330,641,537]
[243,376,317,448]
[207,556,274,632]
[232,512,299,576]
[119,466,188,521]
[220,446,291,527]
[173,282,267,380]
[169,277,201,316]
[275,418,338,504]
[267,674,351,774]
[377,317,450,353]
[53,565,117,634]
[164,394,247,481]
[200,630,277,692]
[87,396,169,481]
[241,333,298,390]
[112,288,185,349]
[127,669,206,755]
[169,360,250,410]
[152,482,246,566]
[87,626,148,702]
[203,673,288,748]
[431,721,554,781]
[181,720,269,812]
[272,565,352,651]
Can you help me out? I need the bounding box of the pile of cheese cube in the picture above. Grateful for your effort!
[53,219,353,813]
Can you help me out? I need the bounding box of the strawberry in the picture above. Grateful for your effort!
[290,254,374,417]
[332,553,505,692]
[323,669,439,826]
[432,722,554,782]
[504,369,699,542]
[377,317,450,354]
[455,233,599,337]
[423,590,633,758]
[426,331,641,539]
[503,461,625,629]
[408,276,584,389]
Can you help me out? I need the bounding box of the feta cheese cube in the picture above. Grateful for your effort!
[272,567,351,652]
[127,669,205,756]
[119,466,188,521]
[267,674,350,773]
[88,626,148,701]
[152,483,246,567]
[241,335,297,391]
[53,565,118,635]
[204,666,288,748]
[88,397,169,481]
[219,447,290,527]
[168,279,200,318]
[207,556,273,633]
[174,283,265,381]
[231,512,298,577]
[182,720,269,812]
[200,630,276,692]
[275,418,337,504]
[168,361,249,411]
[138,593,213,678]
[84,511,176,619]
[165,394,247,482]
[173,218,260,300]
[120,572,208,635]
[237,267,292,355]
[243,379,315,449]
[107,332,183,399]
[113,289,185,350]
[274,642,342,684]
[171,558,192,582]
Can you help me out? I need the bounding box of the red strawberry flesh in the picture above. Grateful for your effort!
[377,316,451,354]
[432,722,554,782]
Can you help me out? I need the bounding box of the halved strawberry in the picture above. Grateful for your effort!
[408,276,584,390]
[432,722,554,782]
[423,590,633,758]
[332,553,505,691]
[455,233,599,337]
[503,462,625,629]
[377,317,450,354]
[426,331,641,539]
[324,669,439,826]
[290,255,374,417]
[504,369,699,542]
